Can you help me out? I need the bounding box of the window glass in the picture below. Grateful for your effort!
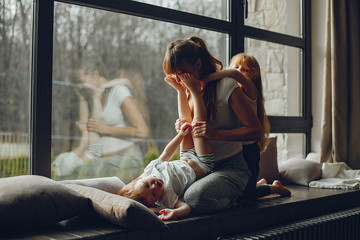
[270,133,304,164]
[0,0,32,178]
[132,0,229,21]
[245,0,301,37]
[51,2,228,182]
[244,38,302,116]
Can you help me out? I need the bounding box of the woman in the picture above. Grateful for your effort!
[78,56,150,183]
[163,36,263,213]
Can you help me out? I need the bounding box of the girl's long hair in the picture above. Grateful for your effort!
[230,53,270,153]
[163,35,223,122]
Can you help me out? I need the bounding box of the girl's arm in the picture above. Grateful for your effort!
[203,69,257,100]
[158,200,191,221]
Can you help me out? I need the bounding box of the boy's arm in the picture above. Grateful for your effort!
[158,124,190,161]
[158,200,191,221]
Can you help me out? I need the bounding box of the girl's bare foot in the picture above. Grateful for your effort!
[257,178,267,185]
[271,180,291,197]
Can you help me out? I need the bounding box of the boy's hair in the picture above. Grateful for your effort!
[118,182,153,207]
[230,53,270,153]
[163,35,223,123]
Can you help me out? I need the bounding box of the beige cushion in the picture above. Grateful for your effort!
[279,158,322,186]
[60,176,125,194]
[64,184,167,230]
[0,175,90,230]
[258,137,280,182]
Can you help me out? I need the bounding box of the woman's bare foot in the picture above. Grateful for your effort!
[257,178,267,185]
[271,180,291,197]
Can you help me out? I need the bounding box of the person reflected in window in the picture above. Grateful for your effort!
[52,84,103,178]
[201,53,291,198]
[53,55,150,182]
[78,57,150,183]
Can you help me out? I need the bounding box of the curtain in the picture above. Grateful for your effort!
[320,0,360,169]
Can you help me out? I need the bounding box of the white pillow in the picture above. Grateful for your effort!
[279,158,322,186]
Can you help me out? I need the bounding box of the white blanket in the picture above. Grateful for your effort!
[309,162,360,189]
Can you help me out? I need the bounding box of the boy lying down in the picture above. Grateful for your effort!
[118,73,214,220]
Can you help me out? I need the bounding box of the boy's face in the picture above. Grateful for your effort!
[134,176,164,207]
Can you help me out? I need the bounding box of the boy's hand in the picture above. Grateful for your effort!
[158,208,176,221]
[175,118,189,133]
[179,122,192,136]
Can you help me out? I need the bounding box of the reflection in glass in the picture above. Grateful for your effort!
[245,38,302,117]
[51,3,227,182]
[132,0,229,21]
[0,0,32,178]
[245,0,301,37]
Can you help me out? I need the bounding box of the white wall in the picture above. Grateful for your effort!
[311,0,327,153]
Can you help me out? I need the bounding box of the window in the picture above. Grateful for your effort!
[8,0,310,178]
[0,0,32,177]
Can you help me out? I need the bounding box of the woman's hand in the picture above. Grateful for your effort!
[164,75,186,92]
[87,118,107,134]
[178,73,201,93]
[191,120,216,139]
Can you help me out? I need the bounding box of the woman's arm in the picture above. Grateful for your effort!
[203,69,257,100]
[158,200,191,221]
[216,87,263,141]
[87,96,150,139]
[192,87,263,142]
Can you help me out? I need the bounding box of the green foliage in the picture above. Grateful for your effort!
[143,148,159,168]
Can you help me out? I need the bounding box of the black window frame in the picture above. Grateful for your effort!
[31,0,311,177]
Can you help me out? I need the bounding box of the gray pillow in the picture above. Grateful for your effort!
[64,184,167,230]
[0,175,91,230]
[60,176,125,194]
[279,158,322,186]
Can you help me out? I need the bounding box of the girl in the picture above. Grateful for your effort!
[201,53,291,198]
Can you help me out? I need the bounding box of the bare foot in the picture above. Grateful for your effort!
[271,180,291,197]
[257,178,267,185]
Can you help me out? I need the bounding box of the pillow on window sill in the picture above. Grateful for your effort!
[279,158,322,186]
[0,175,91,231]
[60,176,125,194]
[258,137,280,183]
[64,184,167,230]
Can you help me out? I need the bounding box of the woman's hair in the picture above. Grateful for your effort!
[163,35,223,122]
[230,53,270,153]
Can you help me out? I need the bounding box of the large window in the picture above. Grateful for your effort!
[2,0,311,178]
[0,0,32,177]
